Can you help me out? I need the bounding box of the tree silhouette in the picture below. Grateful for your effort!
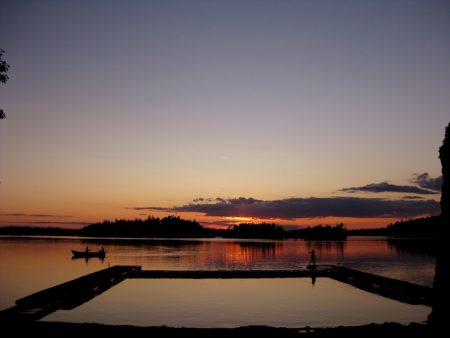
[429,122,450,329]
[0,48,10,119]
[226,223,284,239]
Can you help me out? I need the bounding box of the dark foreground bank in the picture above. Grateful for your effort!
[2,321,436,338]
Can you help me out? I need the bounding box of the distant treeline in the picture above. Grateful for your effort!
[224,223,285,239]
[287,223,347,240]
[348,216,441,238]
[82,217,288,239]
[82,216,205,238]
[0,217,343,239]
[385,216,441,237]
[0,226,77,236]
[0,215,442,239]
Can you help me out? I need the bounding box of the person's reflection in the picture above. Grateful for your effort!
[311,274,317,286]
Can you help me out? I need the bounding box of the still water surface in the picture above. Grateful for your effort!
[0,236,435,326]
[45,278,430,328]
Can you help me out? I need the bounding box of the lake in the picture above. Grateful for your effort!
[0,236,435,327]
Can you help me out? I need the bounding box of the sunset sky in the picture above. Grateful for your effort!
[0,0,449,229]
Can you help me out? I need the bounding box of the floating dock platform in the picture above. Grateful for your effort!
[0,264,432,322]
[0,265,141,321]
[130,265,431,306]
[329,266,432,306]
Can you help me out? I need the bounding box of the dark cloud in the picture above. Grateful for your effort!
[128,196,440,219]
[226,197,262,204]
[126,206,167,211]
[1,213,73,218]
[401,195,424,200]
[411,173,442,192]
[127,197,263,212]
[340,181,437,195]
[193,197,256,204]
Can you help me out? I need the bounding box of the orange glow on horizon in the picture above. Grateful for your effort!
[224,216,255,223]
[0,206,436,231]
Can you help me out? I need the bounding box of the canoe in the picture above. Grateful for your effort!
[72,250,106,258]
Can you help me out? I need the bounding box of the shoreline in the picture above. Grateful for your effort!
[4,321,433,337]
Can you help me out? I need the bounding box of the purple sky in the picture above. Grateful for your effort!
[0,0,449,228]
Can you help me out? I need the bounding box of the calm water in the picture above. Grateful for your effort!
[44,278,430,328]
[0,236,435,326]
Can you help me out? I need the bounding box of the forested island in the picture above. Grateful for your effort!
[0,215,441,239]
[287,223,347,240]
[349,216,441,237]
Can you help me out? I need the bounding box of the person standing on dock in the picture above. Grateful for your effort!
[310,249,316,266]
[85,246,89,253]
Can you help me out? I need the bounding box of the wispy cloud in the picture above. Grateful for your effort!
[401,195,424,200]
[411,173,442,192]
[199,220,237,228]
[340,181,437,195]
[127,196,440,219]
[1,213,73,218]
[7,221,91,225]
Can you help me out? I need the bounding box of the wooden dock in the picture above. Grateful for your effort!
[328,266,432,306]
[128,265,432,306]
[129,266,431,306]
[0,264,431,323]
[130,268,331,279]
[0,265,141,321]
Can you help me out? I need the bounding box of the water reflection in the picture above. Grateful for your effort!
[79,238,204,248]
[43,278,430,328]
[387,238,437,257]
[237,241,282,259]
[304,240,346,264]
[0,236,437,311]
[71,256,106,264]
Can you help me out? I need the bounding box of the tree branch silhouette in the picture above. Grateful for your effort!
[0,48,11,119]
